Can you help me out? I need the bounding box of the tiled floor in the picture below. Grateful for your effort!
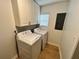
[17,44,60,59]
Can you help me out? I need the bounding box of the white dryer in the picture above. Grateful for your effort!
[34,28,48,50]
[17,30,42,59]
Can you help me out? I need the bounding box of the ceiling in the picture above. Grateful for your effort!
[35,0,68,6]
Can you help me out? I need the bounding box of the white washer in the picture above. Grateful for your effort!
[34,28,48,50]
[17,30,42,59]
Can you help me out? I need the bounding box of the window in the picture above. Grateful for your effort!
[38,14,49,26]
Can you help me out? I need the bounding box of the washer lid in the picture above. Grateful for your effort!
[17,32,41,45]
[34,28,47,35]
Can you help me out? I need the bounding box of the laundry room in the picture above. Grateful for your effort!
[0,0,79,59]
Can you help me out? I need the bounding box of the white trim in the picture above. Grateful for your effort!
[70,39,79,59]
[48,42,62,59]
[11,54,18,59]
[59,46,62,59]
[48,42,59,47]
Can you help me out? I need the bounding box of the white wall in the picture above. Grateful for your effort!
[41,2,69,46]
[0,0,17,59]
[61,0,79,59]
[12,0,40,26]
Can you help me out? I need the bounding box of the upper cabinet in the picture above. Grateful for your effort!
[11,0,40,26]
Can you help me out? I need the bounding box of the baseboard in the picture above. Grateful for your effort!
[48,42,59,47]
[11,54,18,59]
[58,46,62,59]
[48,42,62,59]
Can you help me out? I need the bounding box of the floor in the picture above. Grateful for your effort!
[38,44,60,59]
[17,44,60,59]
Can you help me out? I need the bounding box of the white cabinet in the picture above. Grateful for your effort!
[11,0,40,26]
